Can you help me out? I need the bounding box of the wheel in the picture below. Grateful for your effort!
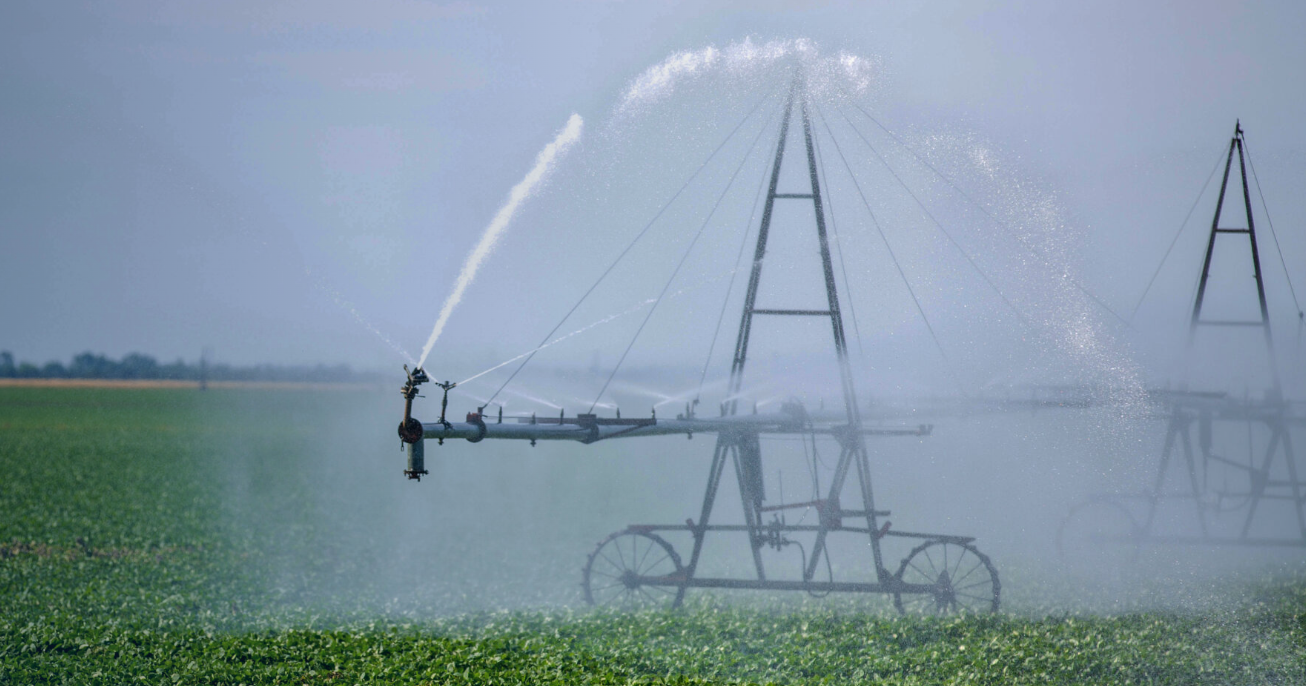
[582,529,684,609]
[1056,499,1141,584]
[894,540,999,615]
[1057,498,1140,565]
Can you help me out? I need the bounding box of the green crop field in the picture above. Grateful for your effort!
[2,387,1304,684]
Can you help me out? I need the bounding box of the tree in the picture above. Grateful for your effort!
[0,350,375,382]
[70,352,115,379]
[119,353,159,379]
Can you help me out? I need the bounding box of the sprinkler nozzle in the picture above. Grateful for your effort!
[399,365,428,445]
[403,366,430,397]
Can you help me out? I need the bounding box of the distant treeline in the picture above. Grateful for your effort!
[0,351,380,383]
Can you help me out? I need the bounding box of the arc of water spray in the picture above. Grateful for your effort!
[504,387,562,410]
[457,299,656,386]
[456,268,743,387]
[652,377,732,408]
[611,377,731,408]
[312,272,418,365]
[456,390,506,410]
[608,380,674,404]
[418,113,584,368]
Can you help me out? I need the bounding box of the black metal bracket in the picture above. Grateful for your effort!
[398,365,429,445]
[434,379,456,430]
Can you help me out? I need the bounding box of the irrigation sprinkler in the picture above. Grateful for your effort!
[399,365,430,480]
[395,75,1001,614]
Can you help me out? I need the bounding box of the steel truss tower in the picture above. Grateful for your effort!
[1188,121,1280,392]
[676,78,891,603]
[1141,122,1305,546]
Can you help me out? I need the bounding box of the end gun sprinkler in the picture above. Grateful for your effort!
[399,365,429,480]
[399,366,460,481]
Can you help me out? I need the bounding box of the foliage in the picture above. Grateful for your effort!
[0,351,377,383]
[1,388,1303,684]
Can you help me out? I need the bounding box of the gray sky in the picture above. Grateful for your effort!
[2,1,1303,394]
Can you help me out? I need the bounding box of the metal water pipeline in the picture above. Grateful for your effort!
[417,415,931,444]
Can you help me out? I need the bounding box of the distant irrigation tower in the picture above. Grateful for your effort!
[1062,122,1306,555]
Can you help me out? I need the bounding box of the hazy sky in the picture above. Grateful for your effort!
[2,1,1303,390]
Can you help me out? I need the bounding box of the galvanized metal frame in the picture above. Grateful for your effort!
[638,78,993,608]
[1064,122,1306,551]
[1188,121,1280,392]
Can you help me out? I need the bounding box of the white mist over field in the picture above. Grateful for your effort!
[5,4,1306,681]
[414,38,1156,421]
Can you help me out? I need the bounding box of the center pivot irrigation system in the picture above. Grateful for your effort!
[393,79,1302,609]
[397,77,1002,614]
